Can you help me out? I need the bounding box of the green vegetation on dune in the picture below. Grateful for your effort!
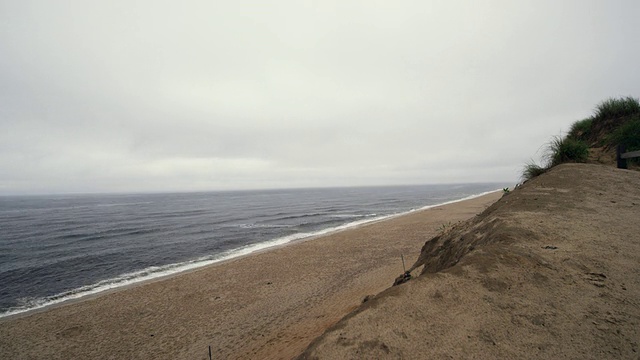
[545,136,589,167]
[522,96,640,180]
[522,161,547,181]
[567,118,593,141]
[610,115,640,151]
[593,96,640,121]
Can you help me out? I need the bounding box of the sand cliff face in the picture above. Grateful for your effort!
[299,164,640,359]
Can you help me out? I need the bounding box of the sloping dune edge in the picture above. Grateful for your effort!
[299,163,640,359]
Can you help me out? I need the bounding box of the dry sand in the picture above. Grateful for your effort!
[300,164,640,359]
[0,190,501,359]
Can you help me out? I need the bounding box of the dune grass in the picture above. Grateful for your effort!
[593,96,640,120]
[521,137,589,181]
[610,115,640,164]
[545,136,589,167]
[567,118,593,141]
[522,96,639,181]
[522,161,547,181]
[609,115,640,151]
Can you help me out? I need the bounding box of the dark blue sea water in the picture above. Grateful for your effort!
[0,183,507,317]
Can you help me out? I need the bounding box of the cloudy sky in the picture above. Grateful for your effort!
[1,1,639,195]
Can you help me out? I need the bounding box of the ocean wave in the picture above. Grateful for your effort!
[95,201,154,208]
[236,223,295,229]
[270,212,326,221]
[328,213,377,219]
[54,227,161,242]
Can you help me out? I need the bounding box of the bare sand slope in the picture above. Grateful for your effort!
[0,191,500,360]
[299,164,640,359]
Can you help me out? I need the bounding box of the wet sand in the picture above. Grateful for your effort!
[0,191,501,360]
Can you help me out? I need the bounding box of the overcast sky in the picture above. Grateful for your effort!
[1,1,639,195]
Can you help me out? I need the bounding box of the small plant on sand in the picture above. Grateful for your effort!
[593,96,640,121]
[502,187,510,194]
[545,136,589,167]
[437,221,456,234]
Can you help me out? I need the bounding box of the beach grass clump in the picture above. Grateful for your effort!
[545,136,589,167]
[609,115,640,150]
[522,161,547,181]
[610,115,640,164]
[521,136,588,181]
[437,221,460,234]
[593,96,640,120]
[568,118,593,141]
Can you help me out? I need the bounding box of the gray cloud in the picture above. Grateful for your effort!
[1,0,639,194]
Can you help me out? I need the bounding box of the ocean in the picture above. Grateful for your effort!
[0,183,507,317]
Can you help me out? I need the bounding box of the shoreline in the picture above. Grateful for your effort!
[0,191,502,360]
[0,189,501,321]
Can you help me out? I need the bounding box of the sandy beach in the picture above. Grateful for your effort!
[0,191,501,359]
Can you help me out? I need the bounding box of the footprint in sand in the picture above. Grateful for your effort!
[584,272,607,287]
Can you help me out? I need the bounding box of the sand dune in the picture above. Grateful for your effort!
[300,164,640,359]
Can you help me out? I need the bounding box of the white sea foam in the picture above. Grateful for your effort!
[0,189,500,319]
